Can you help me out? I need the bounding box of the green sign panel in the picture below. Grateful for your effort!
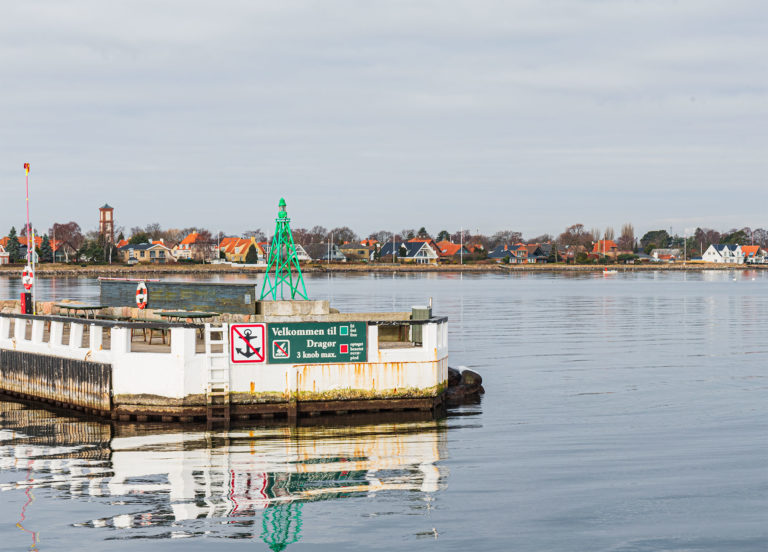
[267,322,367,364]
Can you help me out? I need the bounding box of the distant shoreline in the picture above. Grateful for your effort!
[0,262,763,277]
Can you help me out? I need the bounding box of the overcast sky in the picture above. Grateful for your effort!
[1,1,765,240]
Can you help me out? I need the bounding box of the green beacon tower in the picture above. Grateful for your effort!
[260,198,309,300]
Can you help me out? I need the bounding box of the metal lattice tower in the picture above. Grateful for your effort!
[260,198,309,300]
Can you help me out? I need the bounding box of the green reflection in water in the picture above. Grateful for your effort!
[261,501,303,551]
[0,400,451,549]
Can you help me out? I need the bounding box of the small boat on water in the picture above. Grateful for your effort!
[603,267,618,275]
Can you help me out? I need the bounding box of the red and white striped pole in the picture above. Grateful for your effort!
[22,163,33,314]
[24,163,30,263]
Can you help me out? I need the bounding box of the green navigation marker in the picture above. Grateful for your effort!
[260,198,309,301]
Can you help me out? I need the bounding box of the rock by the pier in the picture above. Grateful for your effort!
[460,369,482,387]
[445,367,485,403]
[448,367,461,387]
[445,383,483,401]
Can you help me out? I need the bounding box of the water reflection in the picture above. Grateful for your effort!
[0,400,447,549]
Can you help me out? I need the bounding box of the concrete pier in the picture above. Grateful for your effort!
[0,306,448,423]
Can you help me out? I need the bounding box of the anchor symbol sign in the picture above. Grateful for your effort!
[230,324,266,364]
[236,329,260,358]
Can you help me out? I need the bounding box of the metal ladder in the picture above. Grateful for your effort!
[205,323,230,427]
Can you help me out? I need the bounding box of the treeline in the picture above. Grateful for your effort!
[549,223,763,257]
[4,218,765,263]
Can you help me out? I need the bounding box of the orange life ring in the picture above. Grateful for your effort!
[136,281,148,309]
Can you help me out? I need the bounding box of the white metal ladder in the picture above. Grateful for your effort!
[205,323,230,426]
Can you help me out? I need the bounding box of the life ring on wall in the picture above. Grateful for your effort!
[136,281,148,309]
[22,266,34,291]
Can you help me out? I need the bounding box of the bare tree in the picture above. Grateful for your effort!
[527,234,553,244]
[469,233,490,251]
[160,228,184,246]
[604,227,615,241]
[243,229,267,242]
[400,228,416,240]
[18,223,38,237]
[144,222,163,240]
[291,227,310,245]
[329,226,358,244]
[558,224,593,248]
[617,223,635,251]
[191,229,214,261]
[49,222,84,258]
[368,230,392,244]
[487,230,521,248]
[308,225,329,243]
[694,227,721,251]
[451,229,473,243]
[752,228,768,248]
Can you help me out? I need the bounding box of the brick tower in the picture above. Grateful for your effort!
[99,204,114,243]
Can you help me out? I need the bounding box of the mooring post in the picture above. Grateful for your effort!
[14,318,26,343]
[31,320,44,344]
[69,323,84,349]
[170,327,195,358]
[0,317,10,341]
[111,327,130,354]
[89,324,103,351]
[49,321,63,347]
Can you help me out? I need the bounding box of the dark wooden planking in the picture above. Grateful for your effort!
[100,280,258,314]
[0,350,112,411]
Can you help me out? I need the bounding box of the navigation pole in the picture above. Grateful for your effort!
[21,163,35,314]
[260,198,308,301]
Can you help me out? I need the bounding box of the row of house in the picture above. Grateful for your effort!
[9,225,765,266]
[0,235,72,264]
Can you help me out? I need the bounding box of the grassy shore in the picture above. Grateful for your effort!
[0,262,762,277]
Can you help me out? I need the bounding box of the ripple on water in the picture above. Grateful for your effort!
[0,271,766,550]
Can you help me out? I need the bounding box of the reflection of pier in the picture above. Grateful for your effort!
[0,400,447,548]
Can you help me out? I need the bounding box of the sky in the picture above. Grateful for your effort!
[1,1,766,240]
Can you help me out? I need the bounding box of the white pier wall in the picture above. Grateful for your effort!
[0,317,207,403]
[110,328,206,401]
[0,318,113,364]
[1,315,448,404]
[227,320,448,399]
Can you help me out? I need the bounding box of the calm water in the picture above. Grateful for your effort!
[0,271,766,551]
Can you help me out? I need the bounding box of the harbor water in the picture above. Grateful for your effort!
[0,271,766,550]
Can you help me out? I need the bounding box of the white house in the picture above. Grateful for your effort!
[0,244,8,265]
[375,241,439,264]
[702,244,744,264]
